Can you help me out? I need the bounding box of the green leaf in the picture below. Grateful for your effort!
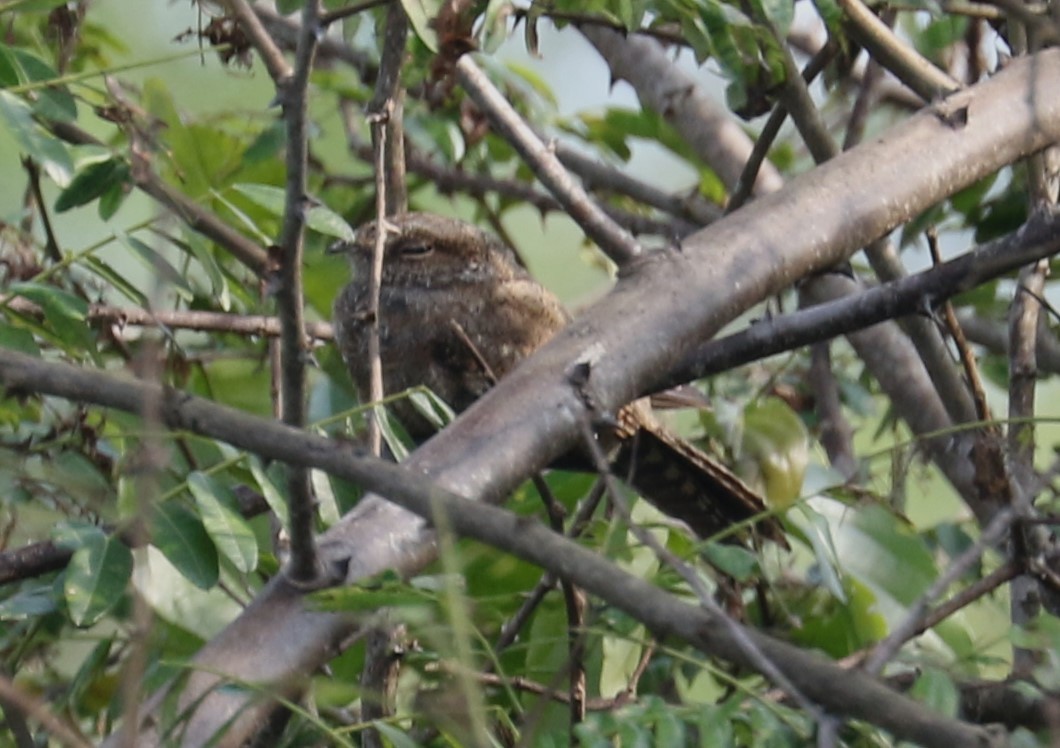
[400,0,441,52]
[232,183,355,241]
[0,585,58,621]
[0,323,41,357]
[838,505,938,609]
[312,571,436,613]
[0,1,74,17]
[152,501,219,590]
[64,533,132,627]
[0,44,77,121]
[66,636,114,709]
[8,281,86,321]
[187,472,258,574]
[910,667,959,717]
[408,388,455,430]
[249,457,290,530]
[184,234,229,310]
[740,396,809,508]
[480,0,513,54]
[7,281,92,350]
[55,157,130,212]
[0,90,74,185]
[82,255,148,307]
[97,178,129,220]
[701,542,760,581]
[757,0,794,34]
[372,722,421,748]
[306,204,356,242]
[52,520,105,550]
[115,232,195,301]
[377,405,411,461]
[798,503,848,602]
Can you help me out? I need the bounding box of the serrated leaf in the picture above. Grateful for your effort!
[64,534,132,626]
[152,502,219,590]
[187,472,258,574]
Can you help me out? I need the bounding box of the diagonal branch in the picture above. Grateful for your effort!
[77,47,1060,744]
[0,347,997,748]
[455,55,642,264]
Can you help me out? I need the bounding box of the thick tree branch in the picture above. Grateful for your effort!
[582,25,785,197]
[663,210,1060,388]
[0,349,1001,748]
[76,48,1060,743]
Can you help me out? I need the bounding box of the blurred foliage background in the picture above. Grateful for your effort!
[0,0,1058,745]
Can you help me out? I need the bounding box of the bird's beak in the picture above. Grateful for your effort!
[325,240,348,255]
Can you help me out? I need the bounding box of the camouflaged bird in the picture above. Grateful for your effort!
[331,212,783,544]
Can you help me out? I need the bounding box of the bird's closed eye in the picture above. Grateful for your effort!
[399,243,433,258]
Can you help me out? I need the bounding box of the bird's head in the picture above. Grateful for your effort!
[328,212,522,289]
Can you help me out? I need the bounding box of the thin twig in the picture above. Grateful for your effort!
[0,672,92,748]
[534,475,587,728]
[729,42,836,211]
[220,0,292,83]
[863,507,1016,675]
[0,295,330,341]
[365,118,389,458]
[338,108,694,236]
[927,229,991,422]
[455,55,641,265]
[20,158,62,263]
[835,0,962,101]
[44,120,270,275]
[660,211,1060,391]
[573,417,828,731]
[321,0,391,26]
[263,0,325,584]
[493,480,608,655]
[0,348,1005,748]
